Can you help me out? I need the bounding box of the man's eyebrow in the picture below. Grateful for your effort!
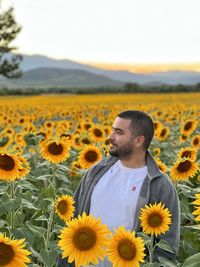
[112,127,124,133]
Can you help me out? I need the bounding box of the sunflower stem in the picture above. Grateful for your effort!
[149,234,154,263]
[52,164,57,200]
[45,207,54,251]
[44,164,57,253]
[10,180,15,231]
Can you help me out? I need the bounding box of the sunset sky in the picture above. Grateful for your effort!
[2,0,200,73]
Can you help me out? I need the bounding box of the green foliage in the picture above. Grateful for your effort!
[1,83,200,95]
[0,7,22,78]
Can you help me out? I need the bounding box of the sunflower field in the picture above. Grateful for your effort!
[0,92,199,267]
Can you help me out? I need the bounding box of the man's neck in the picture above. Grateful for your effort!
[120,151,146,169]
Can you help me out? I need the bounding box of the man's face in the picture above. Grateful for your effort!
[109,117,135,159]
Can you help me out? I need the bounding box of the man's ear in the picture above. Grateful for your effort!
[134,136,145,147]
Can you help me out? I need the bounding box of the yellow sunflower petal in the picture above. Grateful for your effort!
[0,234,31,267]
[139,202,171,236]
[58,212,111,267]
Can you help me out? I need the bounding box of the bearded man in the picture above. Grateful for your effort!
[57,110,180,267]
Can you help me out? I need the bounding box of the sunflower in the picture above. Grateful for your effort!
[153,121,162,137]
[36,131,48,142]
[55,195,75,222]
[70,161,82,176]
[104,138,110,147]
[17,115,28,126]
[153,148,161,157]
[107,226,146,267]
[103,125,112,137]
[18,156,31,178]
[154,157,167,173]
[139,203,171,236]
[72,134,82,150]
[0,234,31,267]
[58,212,110,267]
[192,193,200,221]
[14,133,26,147]
[191,135,200,149]
[179,133,188,143]
[78,145,102,169]
[0,153,22,181]
[157,127,170,141]
[44,120,55,129]
[89,126,105,142]
[60,133,72,141]
[177,147,197,161]
[170,158,199,181]
[81,121,93,131]
[12,145,24,155]
[80,136,91,145]
[181,120,197,136]
[39,139,71,164]
[3,127,15,136]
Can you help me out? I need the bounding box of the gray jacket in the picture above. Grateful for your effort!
[57,152,180,266]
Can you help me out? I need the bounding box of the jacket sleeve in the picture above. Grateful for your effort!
[151,175,180,261]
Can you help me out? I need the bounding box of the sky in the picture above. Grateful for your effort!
[2,0,200,72]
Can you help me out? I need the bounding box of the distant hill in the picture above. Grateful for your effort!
[1,54,200,86]
[0,67,123,89]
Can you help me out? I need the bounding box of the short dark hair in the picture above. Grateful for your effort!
[117,110,154,150]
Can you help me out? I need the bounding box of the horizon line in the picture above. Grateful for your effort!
[20,52,200,73]
[84,62,200,73]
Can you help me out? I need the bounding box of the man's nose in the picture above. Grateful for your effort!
[109,132,114,140]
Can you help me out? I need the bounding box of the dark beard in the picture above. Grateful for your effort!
[109,141,134,159]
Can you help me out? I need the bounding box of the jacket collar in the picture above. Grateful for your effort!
[99,150,161,180]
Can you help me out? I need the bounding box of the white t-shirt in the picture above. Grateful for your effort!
[89,160,147,267]
[90,160,147,231]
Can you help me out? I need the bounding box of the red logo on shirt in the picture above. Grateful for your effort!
[131,186,136,191]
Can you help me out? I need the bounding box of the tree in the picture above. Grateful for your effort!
[0,7,22,78]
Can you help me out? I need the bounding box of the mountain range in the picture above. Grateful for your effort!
[1,54,200,88]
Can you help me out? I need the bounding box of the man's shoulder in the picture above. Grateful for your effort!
[84,156,117,177]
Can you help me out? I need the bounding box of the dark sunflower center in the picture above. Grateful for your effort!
[75,138,80,145]
[82,138,91,144]
[160,128,167,137]
[0,243,15,265]
[148,212,163,227]
[93,129,103,137]
[177,160,192,173]
[154,123,158,130]
[181,151,191,158]
[0,155,15,171]
[85,151,98,162]
[118,239,136,261]
[47,142,63,155]
[193,138,199,145]
[73,227,96,251]
[84,123,91,130]
[57,200,67,215]
[105,139,110,145]
[181,134,187,140]
[46,123,52,127]
[184,121,192,131]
